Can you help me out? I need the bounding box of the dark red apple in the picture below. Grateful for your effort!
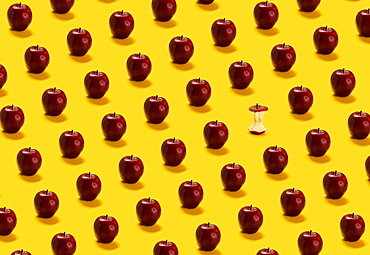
[42,87,67,116]
[24,45,49,74]
[67,28,92,56]
[109,11,134,39]
[94,215,119,243]
[101,113,126,141]
[0,65,8,89]
[254,1,279,29]
[211,18,236,47]
[257,248,279,255]
[0,207,16,235]
[198,0,214,3]
[76,172,101,201]
[178,180,203,209]
[17,147,42,176]
[11,250,31,255]
[152,0,177,21]
[34,190,59,218]
[154,240,178,255]
[228,61,254,89]
[51,232,76,255]
[356,9,370,37]
[50,0,74,14]
[288,86,313,114]
[7,3,32,31]
[271,43,296,72]
[348,111,370,139]
[84,70,109,99]
[144,95,169,124]
[280,188,305,216]
[136,198,161,226]
[169,36,194,64]
[126,53,152,81]
[186,78,211,106]
[196,223,221,251]
[0,105,25,133]
[161,138,186,166]
[340,213,365,241]
[263,145,288,174]
[323,171,348,199]
[203,120,228,149]
[119,155,144,183]
[59,130,84,158]
[305,128,330,157]
[313,26,338,54]
[221,163,246,191]
[298,230,323,255]
[297,0,320,12]
[238,205,263,234]
[366,156,370,179]
[331,68,356,97]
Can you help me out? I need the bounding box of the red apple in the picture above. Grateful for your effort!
[154,240,178,255]
[152,0,177,21]
[101,113,126,141]
[203,120,228,149]
[356,9,370,37]
[366,156,370,179]
[42,88,67,116]
[238,205,263,234]
[271,43,296,72]
[280,188,305,216]
[51,232,76,255]
[254,1,279,29]
[263,145,288,174]
[0,207,17,235]
[7,3,32,31]
[169,36,194,64]
[323,171,348,199]
[161,138,186,166]
[186,78,211,106]
[84,70,109,99]
[136,198,161,226]
[330,68,355,97]
[348,111,370,139]
[221,163,246,191]
[126,53,152,81]
[119,155,144,183]
[0,105,25,133]
[109,11,134,39]
[67,28,92,56]
[0,65,8,89]
[297,0,320,12]
[196,223,221,251]
[24,45,49,74]
[11,250,31,255]
[313,26,338,54]
[76,172,101,201]
[228,61,254,89]
[288,86,313,114]
[256,248,279,255]
[144,95,169,124]
[305,128,330,157]
[59,130,84,158]
[94,215,119,243]
[340,213,365,242]
[298,230,323,255]
[178,180,203,209]
[211,18,236,47]
[17,147,42,176]
[34,190,59,218]
[50,0,74,14]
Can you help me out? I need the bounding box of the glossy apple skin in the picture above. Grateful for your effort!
[17,147,42,176]
[24,46,50,74]
[257,248,279,255]
[152,0,177,21]
[280,188,305,216]
[42,88,67,116]
[366,156,370,179]
[271,44,296,72]
[144,96,169,124]
[67,28,92,56]
[254,2,279,29]
[84,71,109,99]
[211,19,236,47]
[198,0,214,3]
[331,69,355,97]
[154,240,178,255]
[136,198,161,226]
[288,86,313,114]
[0,105,25,133]
[127,53,152,81]
[11,250,32,255]
[203,121,228,149]
[0,65,8,89]
[119,155,144,183]
[238,206,263,234]
[263,146,288,174]
[178,181,204,208]
[356,9,370,37]
[298,231,323,255]
[7,3,32,31]
[94,215,119,243]
[323,171,348,199]
[196,223,221,251]
[0,207,17,235]
[340,214,365,241]
[313,26,338,54]
[76,173,101,201]
[169,36,194,64]
[348,111,370,139]
[34,190,59,218]
[297,0,320,12]
[51,233,76,255]
[305,129,330,157]
[59,130,84,158]
[101,113,126,141]
[228,61,254,89]
[161,138,186,166]
[109,11,134,39]
[50,0,74,14]
[221,163,246,191]
[186,78,211,106]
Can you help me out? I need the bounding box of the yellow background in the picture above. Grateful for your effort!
[0,0,369,254]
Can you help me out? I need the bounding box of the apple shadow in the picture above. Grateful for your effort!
[96,241,120,250]
[44,114,68,123]
[282,214,306,223]
[297,10,321,19]
[163,164,187,173]
[79,198,102,208]
[196,1,220,11]
[111,37,135,46]
[324,196,349,206]
[0,233,17,242]
[61,156,85,165]
[198,249,222,255]
[153,19,177,28]
[121,181,144,190]
[181,206,204,215]
[19,173,42,183]
[315,52,339,61]
[52,12,75,21]
[349,137,370,146]
[291,112,314,121]
[240,231,264,241]
[146,121,169,130]
[36,215,60,225]
[2,131,25,140]
[188,104,212,113]
[104,139,127,148]
[230,87,254,96]
[333,95,356,104]
[255,27,279,36]
[214,44,237,54]
[223,189,246,198]
[128,79,152,88]
[272,69,297,79]
[138,224,162,233]
[69,54,93,63]
[307,154,331,163]
[27,71,50,80]
[97,0,117,3]
[342,239,366,248]
[86,97,110,106]
[266,172,289,181]
[358,35,370,44]
[172,61,195,71]
[0,89,8,97]
[205,147,229,156]
[9,29,33,38]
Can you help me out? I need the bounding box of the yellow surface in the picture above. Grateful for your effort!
[0,0,370,254]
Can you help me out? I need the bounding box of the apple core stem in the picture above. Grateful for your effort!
[232,162,235,168]
[223,18,226,23]
[360,111,363,115]
[28,147,31,152]
[78,27,81,33]
[96,70,99,75]
[147,197,151,202]
[317,128,320,132]
[250,205,253,209]
[12,104,14,110]
[292,188,295,193]
[240,60,243,65]
[71,130,74,135]
[190,180,193,185]
[173,137,176,143]
[3,207,6,211]
[121,10,124,15]
[45,189,48,194]
[325,26,328,31]
[165,240,168,245]
[215,120,218,125]
[36,45,39,50]
[106,215,108,220]
[207,222,210,228]
[113,112,116,118]
[334,170,337,175]
[256,103,259,108]
[130,155,133,160]
[309,230,312,235]
[282,43,285,48]
[138,52,141,58]
[342,68,345,73]
[63,232,66,237]
[155,95,158,100]
[267,248,270,252]
[352,213,355,218]
[198,78,201,83]
[53,87,56,92]
[265,1,268,5]
[300,85,303,90]
[88,172,91,177]
[275,145,278,150]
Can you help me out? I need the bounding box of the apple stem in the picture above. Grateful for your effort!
[215,120,218,125]
[334,170,337,176]
[360,110,363,115]
[190,180,193,185]
[138,52,141,58]
[63,232,66,237]
[207,222,210,228]
[78,27,81,33]
[19,2,22,7]
[113,112,116,118]
[300,85,303,90]
[256,103,259,108]
[267,248,270,252]
[45,189,48,194]
[250,205,253,209]
[130,155,133,160]
[165,240,168,245]
[96,70,99,75]
[121,10,124,15]
[36,45,39,50]
[106,214,108,220]
[71,130,74,135]
[198,77,201,83]
[317,128,320,132]
[11,104,14,110]
[342,68,345,73]
[180,35,183,40]
[309,230,312,235]
[53,87,56,93]
[21,250,24,254]
[3,207,5,211]
[223,18,226,23]
[325,26,328,31]
[265,1,268,5]
[275,145,278,150]
[232,162,235,168]
[173,137,176,143]
[368,8,370,14]
[147,197,151,202]
[282,43,285,48]
[292,188,295,193]
[88,172,91,177]
[155,95,158,100]
[240,60,243,65]
[352,213,355,218]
